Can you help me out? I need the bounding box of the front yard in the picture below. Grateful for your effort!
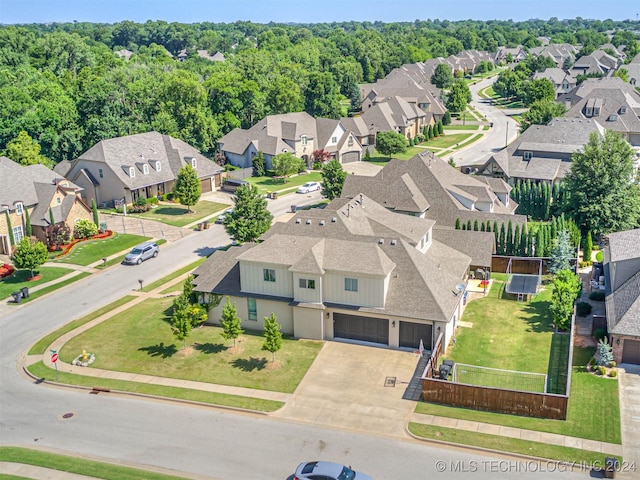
[131,200,230,227]
[51,233,150,266]
[0,266,76,301]
[246,171,323,196]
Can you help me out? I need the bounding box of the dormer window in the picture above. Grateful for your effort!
[524,151,533,160]
[129,167,135,178]
[301,135,308,146]
[619,106,627,114]
[593,108,600,117]
[585,107,593,117]
[154,161,161,172]
[143,164,149,174]
[190,157,197,168]
[15,202,23,216]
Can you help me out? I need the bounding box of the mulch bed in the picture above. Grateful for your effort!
[0,263,15,279]
[49,230,115,258]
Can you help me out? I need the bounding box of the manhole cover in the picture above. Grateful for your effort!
[62,413,74,419]
[384,376,396,387]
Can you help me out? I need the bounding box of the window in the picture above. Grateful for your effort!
[191,158,197,168]
[593,108,600,117]
[155,161,161,172]
[585,107,593,117]
[247,298,257,321]
[15,202,23,216]
[299,278,316,289]
[263,268,276,282]
[301,135,308,145]
[98,168,104,178]
[347,135,354,147]
[56,197,61,205]
[13,225,23,243]
[345,278,358,292]
[143,164,149,174]
[129,167,135,178]
[331,136,337,144]
[523,151,533,160]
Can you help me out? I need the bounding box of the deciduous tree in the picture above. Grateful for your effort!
[262,313,283,362]
[376,131,407,159]
[220,297,243,347]
[11,237,48,279]
[321,159,347,200]
[173,164,201,213]
[225,184,273,243]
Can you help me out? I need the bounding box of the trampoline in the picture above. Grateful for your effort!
[505,257,542,301]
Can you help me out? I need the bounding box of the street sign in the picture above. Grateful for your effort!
[51,353,58,363]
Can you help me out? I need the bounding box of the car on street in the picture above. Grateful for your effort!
[123,241,159,265]
[294,461,373,480]
[215,208,234,224]
[297,181,321,194]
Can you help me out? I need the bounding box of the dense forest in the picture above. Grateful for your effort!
[1,18,638,163]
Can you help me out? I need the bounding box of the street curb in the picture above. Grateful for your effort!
[21,364,275,417]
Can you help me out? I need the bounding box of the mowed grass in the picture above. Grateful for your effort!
[425,133,473,149]
[0,446,195,480]
[247,172,323,195]
[59,297,323,393]
[0,267,74,300]
[52,233,150,266]
[135,201,230,227]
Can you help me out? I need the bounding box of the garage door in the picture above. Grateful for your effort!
[333,313,389,345]
[341,151,360,163]
[399,322,433,350]
[622,339,640,364]
[200,178,213,193]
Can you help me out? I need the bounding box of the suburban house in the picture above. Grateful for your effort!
[529,43,577,68]
[54,131,224,208]
[218,112,362,169]
[560,77,640,146]
[177,49,225,62]
[604,228,640,365]
[477,117,605,185]
[626,63,640,88]
[570,54,612,77]
[192,194,494,352]
[531,68,577,97]
[341,152,524,229]
[494,46,528,64]
[0,156,92,254]
[359,96,427,141]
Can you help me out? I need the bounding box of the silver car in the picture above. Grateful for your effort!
[123,241,159,265]
[294,461,372,480]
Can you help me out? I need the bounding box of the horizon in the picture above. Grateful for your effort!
[0,0,638,25]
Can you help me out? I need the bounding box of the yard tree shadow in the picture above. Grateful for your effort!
[231,357,267,372]
[522,299,553,333]
[139,342,177,358]
[194,342,227,354]
[153,206,191,216]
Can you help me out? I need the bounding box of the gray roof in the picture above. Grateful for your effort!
[608,229,640,263]
[606,270,640,336]
[343,152,523,228]
[565,86,640,136]
[432,227,494,267]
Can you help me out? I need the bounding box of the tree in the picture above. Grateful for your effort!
[91,199,100,229]
[522,78,555,106]
[445,79,471,113]
[549,269,581,331]
[564,130,640,235]
[376,131,407,159]
[437,120,444,136]
[220,297,243,347]
[1,131,52,167]
[24,207,32,237]
[304,71,341,119]
[225,184,273,243]
[173,164,201,213]
[443,111,452,126]
[321,159,347,201]
[311,149,332,167]
[252,151,266,177]
[594,338,614,367]
[431,63,453,88]
[521,100,567,131]
[455,218,461,229]
[262,313,282,362]
[583,231,593,264]
[549,230,574,274]
[272,152,304,178]
[11,237,48,279]
[171,294,192,349]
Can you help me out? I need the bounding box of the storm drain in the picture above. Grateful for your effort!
[62,413,74,419]
[384,376,396,387]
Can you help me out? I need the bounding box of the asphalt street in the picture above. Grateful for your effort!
[0,190,586,479]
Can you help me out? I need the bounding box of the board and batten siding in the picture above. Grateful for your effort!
[240,261,293,298]
[323,272,386,308]
[293,273,322,303]
[206,295,294,335]
[610,258,640,291]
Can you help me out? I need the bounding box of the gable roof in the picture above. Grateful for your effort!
[608,229,640,263]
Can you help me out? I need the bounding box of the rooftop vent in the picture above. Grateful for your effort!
[390,240,397,245]
[378,239,384,244]
[306,219,312,225]
[319,220,325,226]
[295,219,301,224]
[331,217,337,223]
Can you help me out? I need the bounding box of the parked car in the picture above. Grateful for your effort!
[294,461,372,480]
[297,182,321,194]
[123,241,159,265]
[215,208,234,224]
[221,178,249,192]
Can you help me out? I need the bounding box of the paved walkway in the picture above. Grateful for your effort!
[0,462,100,479]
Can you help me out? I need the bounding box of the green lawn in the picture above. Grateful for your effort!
[425,133,473,149]
[246,172,323,195]
[0,267,74,301]
[142,257,208,293]
[415,347,621,443]
[444,125,480,131]
[52,233,150,266]
[134,201,230,227]
[0,446,194,480]
[408,424,620,465]
[60,296,323,393]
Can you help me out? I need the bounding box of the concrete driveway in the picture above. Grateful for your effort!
[619,364,640,479]
[273,341,422,438]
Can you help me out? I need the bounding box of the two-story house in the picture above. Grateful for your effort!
[531,68,577,97]
[218,112,362,169]
[192,194,493,352]
[0,156,92,254]
[54,131,224,208]
[604,229,640,365]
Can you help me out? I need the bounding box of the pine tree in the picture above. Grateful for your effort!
[24,207,32,237]
[91,198,100,228]
[486,220,492,232]
[455,218,461,229]
[506,220,514,255]
[473,219,479,231]
[220,297,243,347]
[466,219,472,230]
[262,313,283,362]
[499,223,506,255]
[480,222,485,232]
[583,231,593,264]
[514,224,521,256]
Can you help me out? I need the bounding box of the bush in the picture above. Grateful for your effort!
[596,251,604,262]
[589,290,605,301]
[224,164,240,171]
[576,301,593,317]
[608,361,616,368]
[609,369,617,378]
[313,161,323,170]
[598,366,607,376]
[588,357,597,368]
[74,219,98,239]
[593,328,606,341]
[579,260,592,268]
[146,196,159,206]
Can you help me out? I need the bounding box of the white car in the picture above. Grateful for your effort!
[297,182,321,194]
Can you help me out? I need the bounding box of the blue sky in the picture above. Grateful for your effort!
[0,0,637,24]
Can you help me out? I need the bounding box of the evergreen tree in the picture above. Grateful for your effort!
[462,223,467,230]
[480,222,485,232]
[466,219,472,231]
[514,224,521,256]
[493,220,499,249]
[549,230,574,273]
[171,294,192,349]
[220,297,243,347]
[49,207,55,226]
[543,182,551,220]
[5,211,14,246]
[486,220,492,232]
[428,125,434,139]
[24,207,32,237]
[423,125,429,138]
[91,199,99,229]
[252,151,266,177]
[455,218,461,229]
[526,229,533,257]
[506,220,513,255]
[499,223,506,255]
[473,219,479,231]
[437,120,444,136]
[550,216,558,241]
[443,110,452,126]
[583,231,593,264]
[225,184,273,243]
[262,313,283,363]
[173,164,201,213]
[535,227,544,257]
[363,149,371,161]
[519,225,528,256]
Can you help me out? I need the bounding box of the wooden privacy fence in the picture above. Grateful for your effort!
[492,255,550,275]
[421,312,575,420]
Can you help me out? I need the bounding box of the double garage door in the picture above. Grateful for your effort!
[334,313,389,345]
[341,151,360,163]
[622,339,640,364]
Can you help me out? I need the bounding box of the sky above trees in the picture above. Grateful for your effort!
[0,0,636,24]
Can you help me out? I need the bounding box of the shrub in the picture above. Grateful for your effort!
[593,328,606,341]
[608,361,616,368]
[594,338,614,367]
[609,369,617,378]
[74,219,98,239]
[595,251,603,262]
[224,164,240,171]
[313,161,323,170]
[598,366,607,376]
[579,260,592,268]
[588,357,597,368]
[589,290,605,301]
[576,301,593,317]
[146,196,159,206]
